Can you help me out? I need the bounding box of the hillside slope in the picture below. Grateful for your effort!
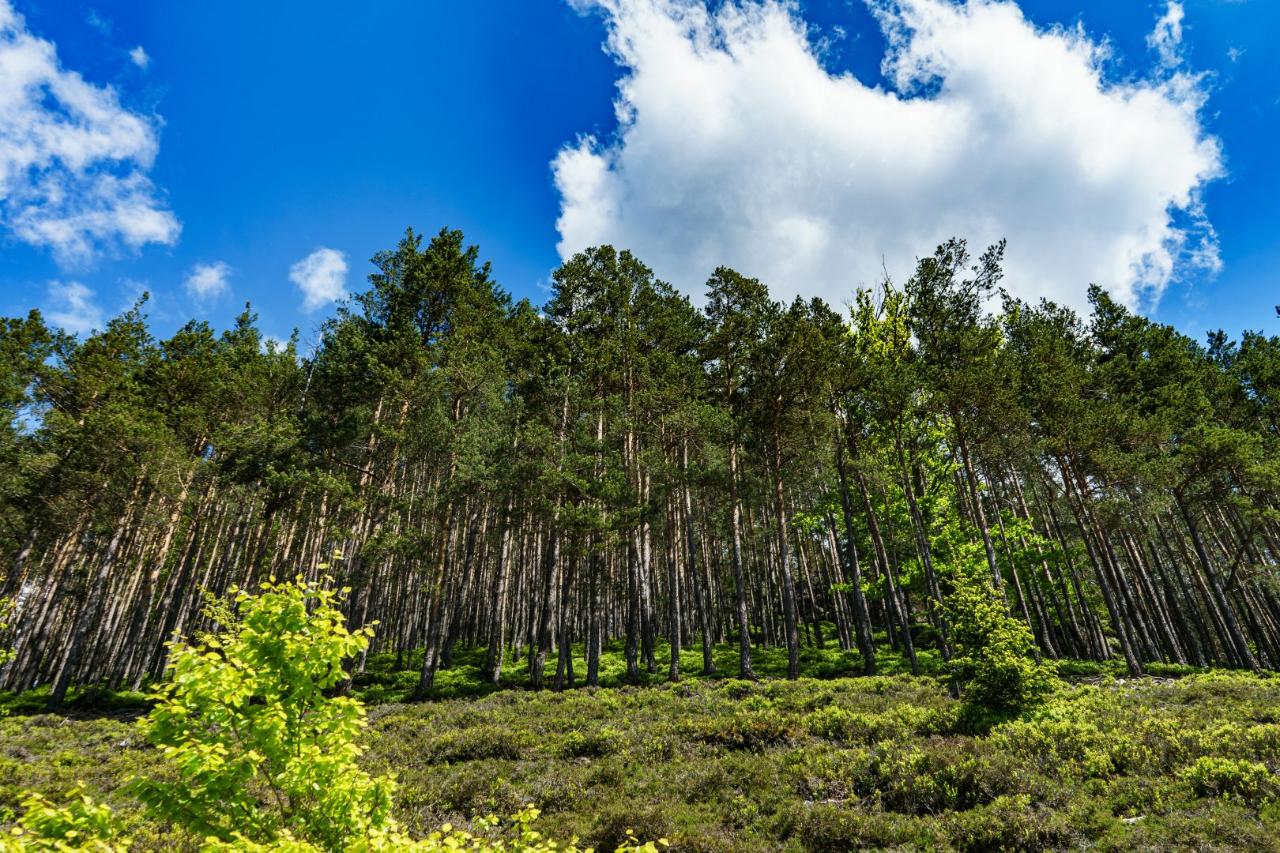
[3,665,1278,851]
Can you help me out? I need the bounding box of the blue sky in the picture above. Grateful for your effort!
[0,0,1276,349]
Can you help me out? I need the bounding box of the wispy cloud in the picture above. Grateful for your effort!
[0,1,179,265]
[289,247,348,311]
[45,280,103,334]
[1148,1,1185,68]
[83,8,110,35]
[128,45,149,70]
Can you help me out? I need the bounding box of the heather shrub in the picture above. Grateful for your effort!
[690,710,795,751]
[1182,756,1277,805]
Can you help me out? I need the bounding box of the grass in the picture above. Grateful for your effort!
[2,641,1279,850]
[350,637,945,704]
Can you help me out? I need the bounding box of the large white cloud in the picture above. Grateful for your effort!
[0,0,178,265]
[554,0,1223,312]
[289,247,348,312]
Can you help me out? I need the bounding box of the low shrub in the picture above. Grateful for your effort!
[801,706,879,743]
[796,738,1026,816]
[691,711,795,751]
[943,794,1075,852]
[425,726,528,764]
[559,726,622,759]
[1181,756,1277,805]
[794,803,944,850]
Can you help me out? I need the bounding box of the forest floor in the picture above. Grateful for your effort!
[2,642,1279,851]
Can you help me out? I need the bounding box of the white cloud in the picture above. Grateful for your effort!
[184,261,231,300]
[1148,2,1184,68]
[554,0,1223,313]
[45,280,102,334]
[289,247,348,311]
[0,0,179,265]
[128,45,149,70]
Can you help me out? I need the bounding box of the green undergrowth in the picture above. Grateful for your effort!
[0,634,939,717]
[3,665,1278,850]
[351,637,945,705]
[1,629,1212,718]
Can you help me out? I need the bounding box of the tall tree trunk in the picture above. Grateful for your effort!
[727,436,756,679]
[771,437,800,680]
[1058,455,1142,675]
[954,427,1004,595]
[484,494,516,684]
[833,428,876,674]
[1177,493,1260,672]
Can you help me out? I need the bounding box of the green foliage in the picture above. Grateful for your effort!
[3,580,664,853]
[559,726,622,759]
[801,702,959,745]
[0,787,124,852]
[195,806,665,853]
[690,710,796,751]
[410,808,665,853]
[7,666,1280,851]
[425,727,528,764]
[945,551,1057,714]
[1181,756,1277,805]
[0,597,13,671]
[134,578,394,850]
